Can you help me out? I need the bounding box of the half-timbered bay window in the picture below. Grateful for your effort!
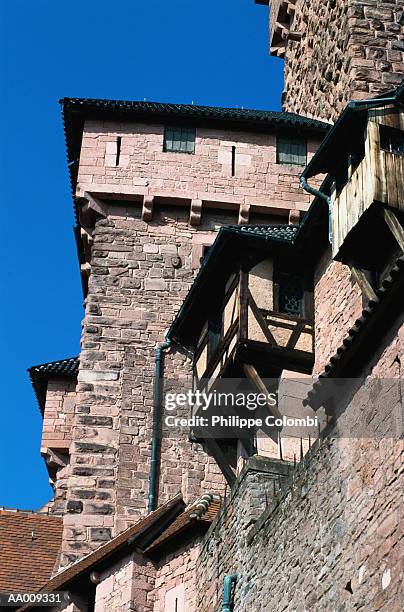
[163,126,196,153]
[167,225,316,485]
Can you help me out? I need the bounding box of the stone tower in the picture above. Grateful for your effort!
[258,0,404,121]
[52,99,327,566]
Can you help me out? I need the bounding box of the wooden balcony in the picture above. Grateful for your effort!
[331,112,404,261]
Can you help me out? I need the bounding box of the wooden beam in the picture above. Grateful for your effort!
[247,290,278,346]
[242,363,282,420]
[382,207,404,252]
[350,266,377,301]
[286,321,303,350]
[239,267,249,340]
[198,434,236,487]
[237,340,314,375]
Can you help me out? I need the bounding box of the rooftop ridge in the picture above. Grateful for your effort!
[60,96,330,129]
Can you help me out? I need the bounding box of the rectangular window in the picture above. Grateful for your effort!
[277,136,307,165]
[163,126,196,153]
[276,271,304,317]
[380,124,404,156]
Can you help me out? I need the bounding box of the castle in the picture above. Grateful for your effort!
[0,1,403,610]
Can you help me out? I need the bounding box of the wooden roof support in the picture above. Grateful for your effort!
[198,433,236,487]
[349,265,377,302]
[242,363,282,420]
[382,207,404,252]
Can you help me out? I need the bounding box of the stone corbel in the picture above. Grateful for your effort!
[141,195,154,222]
[77,192,108,229]
[84,192,108,217]
[80,227,93,262]
[238,203,250,225]
[80,262,91,278]
[189,199,203,226]
[288,31,303,41]
[270,43,286,58]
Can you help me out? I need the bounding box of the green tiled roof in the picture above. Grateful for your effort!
[225,224,298,241]
[28,357,79,415]
[60,97,330,131]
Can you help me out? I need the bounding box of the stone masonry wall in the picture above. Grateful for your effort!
[95,552,155,612]
[41,379,76,454]
[313,248,363,374]
[61,206,246,566]
[41,380,77,516]
[269,0,404,122]
[77,120,322,215]
[195,457,293,611]
[195,319,403,611]
[57,114,326,566]
[151,541,201,612]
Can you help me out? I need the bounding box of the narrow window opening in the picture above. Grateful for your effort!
[116,137,122,166]
[174,598,178,612]
[275,270,304,317]
[231,146,236,176]
[380,124,404,156]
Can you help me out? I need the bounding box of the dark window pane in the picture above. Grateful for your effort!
[277,136,307,165]
[277,272,304,316]
[164,126,196,154]
[380,124,404,156]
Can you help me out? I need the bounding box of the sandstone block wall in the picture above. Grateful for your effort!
[41,380,76,454]
[95,552,156,612]
[61,205,242,566]
[268,0,404,122]
[58,113,326,566]
[195,322,403,610]
[41,380,77,516]
[313,249,363,374]
[77,120,321,215]
[152,541,200,612]
[195,457,293,611]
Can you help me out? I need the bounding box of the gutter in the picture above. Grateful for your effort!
[300,176,333,243]
[222,573,239,612]
[147,338,172,513]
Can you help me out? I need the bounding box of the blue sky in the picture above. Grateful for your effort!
[0,0,283,510]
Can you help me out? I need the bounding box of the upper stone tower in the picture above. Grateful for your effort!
[257,0,404,122]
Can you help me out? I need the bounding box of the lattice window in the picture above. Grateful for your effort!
[277,272,304,316]
[277,136,307,165]
[164,126,196,153]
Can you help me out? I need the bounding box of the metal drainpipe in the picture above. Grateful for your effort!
[147,337,172,513]
[222,573,239,612]
[300,175,333,244]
